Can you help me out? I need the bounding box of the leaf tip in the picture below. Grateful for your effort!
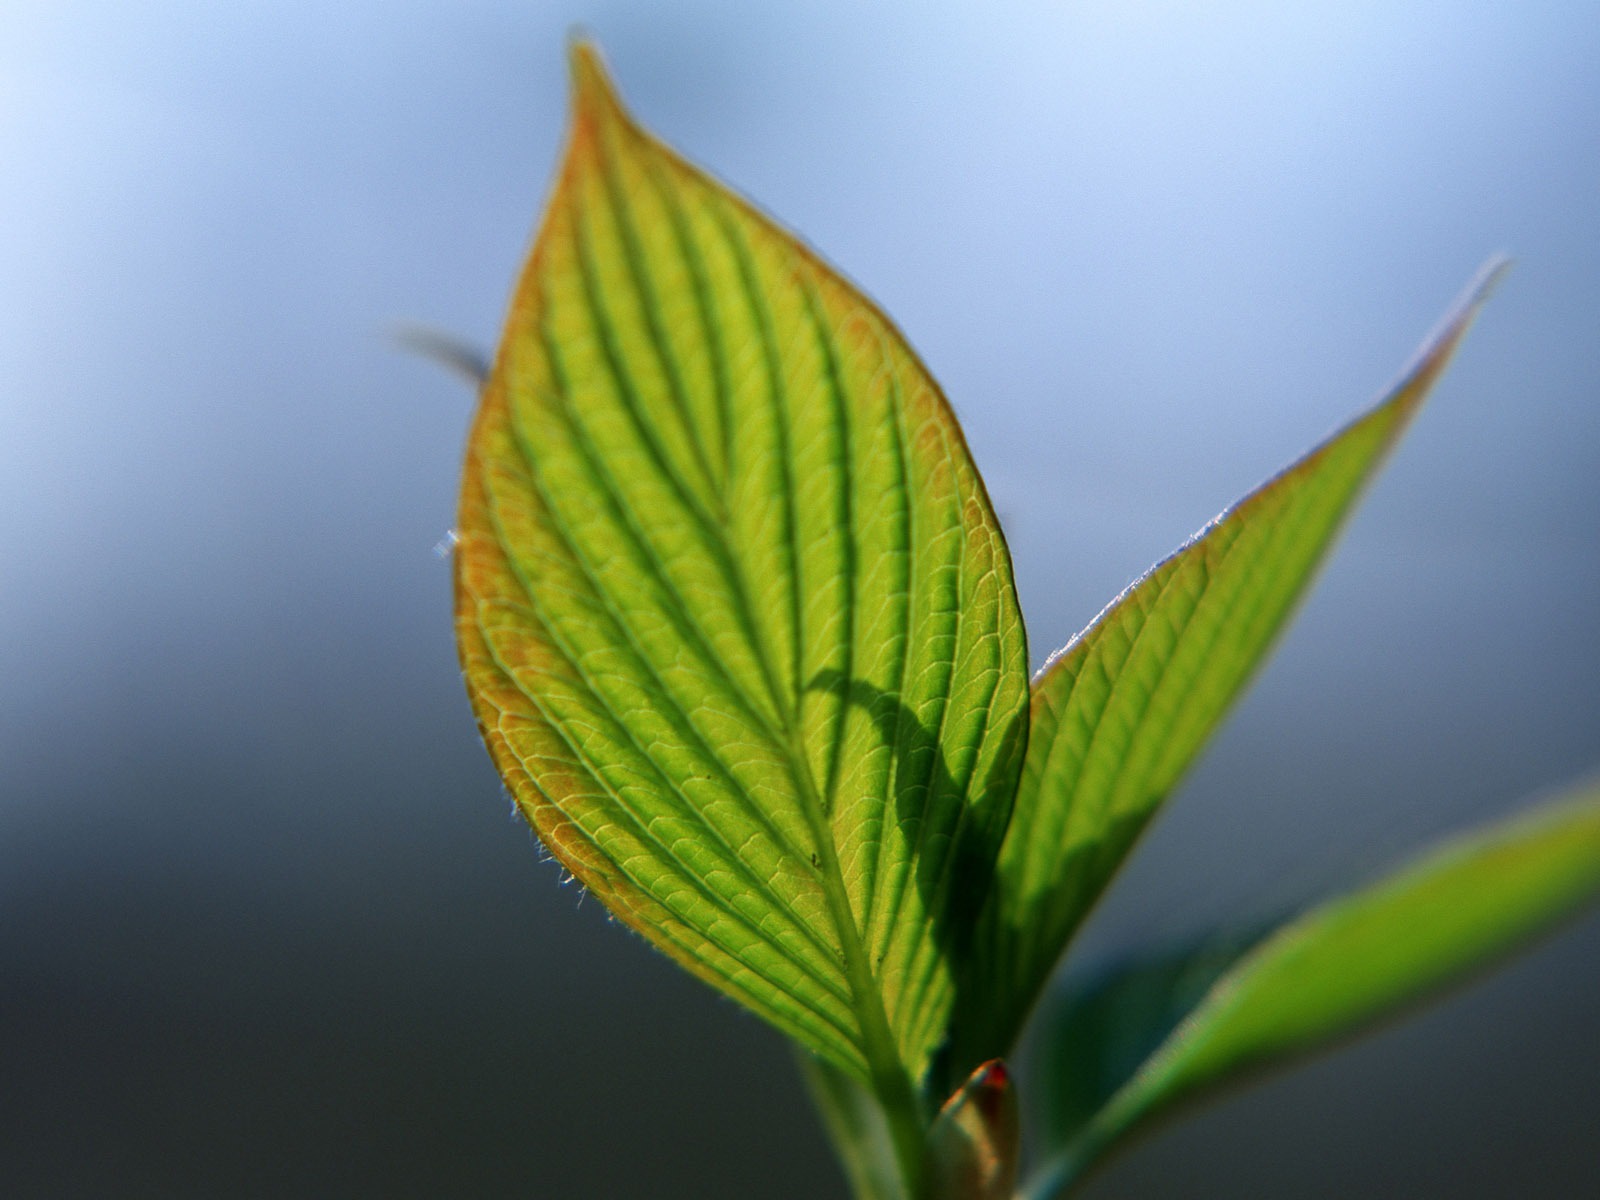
[1390,254,1512,409]
[566,34,629,127]
[1441,252,1513,341]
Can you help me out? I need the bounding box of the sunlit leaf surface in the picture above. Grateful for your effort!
[1024,778,1600,1198]
[454,44,1029,1101]
[953,263,1507,1070]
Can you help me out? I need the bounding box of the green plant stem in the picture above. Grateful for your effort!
[789,733,927,1197]
[797,1052,910,1200]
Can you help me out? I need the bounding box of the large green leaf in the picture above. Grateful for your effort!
[453,41,1029,1144]
[1024,777,1600,1198]
[950,263,1507,1072]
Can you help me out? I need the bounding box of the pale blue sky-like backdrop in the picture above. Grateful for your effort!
[2,3,1597,1196]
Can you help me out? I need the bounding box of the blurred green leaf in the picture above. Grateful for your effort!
[453,43,1029,1167]
[1030,927,1267,1149]
[797,1053,909,1200]
[1025,778,1600,1198]
[951,263,1508,1072]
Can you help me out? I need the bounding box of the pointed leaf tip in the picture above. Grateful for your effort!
[954,263,1504,1075]
[458,39,1028,1106]
[566,38,627,123]
[1391,254,1510,410]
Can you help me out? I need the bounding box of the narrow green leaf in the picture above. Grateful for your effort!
[1031,927,1266,1150]
[454,40,1029,1139]
[1025,778,1600,1198]
[952,262,1508,1070]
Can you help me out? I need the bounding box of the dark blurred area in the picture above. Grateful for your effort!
[3,4,1597,1196]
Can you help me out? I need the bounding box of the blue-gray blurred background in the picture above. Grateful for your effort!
[3,3,1597,1196]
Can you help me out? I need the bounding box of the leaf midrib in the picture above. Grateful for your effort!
[569,184,792,727]
[699,211,926,1124]
[529,110,931,1126]
[527,296,826,893]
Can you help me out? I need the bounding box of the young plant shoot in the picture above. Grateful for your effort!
[452,43,1600,1200]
